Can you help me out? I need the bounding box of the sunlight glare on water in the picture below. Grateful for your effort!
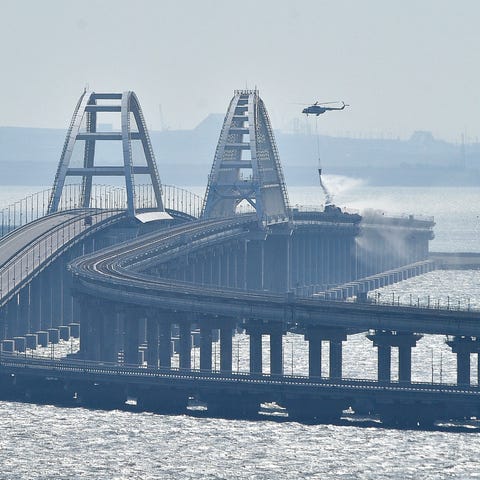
[2,182,480,478]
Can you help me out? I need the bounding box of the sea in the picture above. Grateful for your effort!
[1,180,480,479]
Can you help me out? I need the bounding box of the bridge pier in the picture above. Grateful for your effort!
[146,312,159,368]
[158,318,172,368]
[247,325,263,374]
[246,239,264,291]
[446,336,480,386]
[263,234,290,293]
[99,304,118,363]
[61,258,74,325]
[40,267,53,330]
[270,325,284,376]
[367,331,423,383]
[178,319,192,370]
[305,329,322,378]
[124,307,141,365]
[79,297,98,360]
[17,288,29,337]
[245,321,284,375]
[29,277,41,333]
[50,262,63,327]
[199,324,213,371]
[219,323,234,373]
[5,297,18,339]
[190,315,236,373]
[304,327,347,380]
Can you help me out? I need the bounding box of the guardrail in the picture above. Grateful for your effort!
[0,209,125,306]
[0,184,203,237]
[0,351,478,395]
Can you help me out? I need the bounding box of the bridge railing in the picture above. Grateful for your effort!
[0,351,479,393]
[368,292,476,312]
[0,184,203,237]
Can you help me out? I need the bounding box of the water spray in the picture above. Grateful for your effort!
[315,117,333,206]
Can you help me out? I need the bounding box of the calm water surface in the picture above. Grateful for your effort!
[1,183,480,478]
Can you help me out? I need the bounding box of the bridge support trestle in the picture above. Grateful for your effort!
[446,336,480,386]
[367,331,423,383]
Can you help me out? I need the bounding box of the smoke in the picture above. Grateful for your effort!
[322,174,365,198]
[355,210,414,267]
[288,175,364,208]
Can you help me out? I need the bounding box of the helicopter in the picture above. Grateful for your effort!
[302,101,348,116]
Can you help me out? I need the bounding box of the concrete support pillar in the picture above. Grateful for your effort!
[124,308,141,365]
[78,297,93,359]
[200,325,213,371]
[248,328,263,375]
[72,294,81,324]
[179,320,192,370]
[246,239,264,291]
[446,336,480,386]
[270,329,283,376]
[377,344,392,382]
[29,277,41,333]
[220,325,233,373]
[62,259,73,325]
[368,330,422,383]
[457,351,470,386]
[398,344,413,383]
[305,327,346,380]
[307,336,322,378]
[99,305,117,363]
[158,319,172,368]
[263,234,290,293]
[329,341,343,380]
[6,296,18,339]
[40,267,52,330]
[17,287,30,336]
[146,314,159,368]
[50,262,62,327]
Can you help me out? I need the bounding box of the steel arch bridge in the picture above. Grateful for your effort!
[48,90,166,218]
[202,90,290,226]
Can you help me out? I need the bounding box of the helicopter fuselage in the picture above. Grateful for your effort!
[302,103,346,116]
[302,105,327,116]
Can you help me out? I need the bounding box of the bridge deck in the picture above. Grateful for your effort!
[0,209,126,306]
[0,212,80,268]
[0,353,478,405]
[70,216,480,337]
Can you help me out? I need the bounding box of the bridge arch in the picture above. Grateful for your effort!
[202,90,290,226]
[48,90,166,218]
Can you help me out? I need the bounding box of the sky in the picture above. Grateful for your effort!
[1,0,479,141]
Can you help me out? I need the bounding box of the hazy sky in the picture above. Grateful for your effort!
[1,0,479,141]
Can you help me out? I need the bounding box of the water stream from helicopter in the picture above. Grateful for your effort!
[315,116,333,205]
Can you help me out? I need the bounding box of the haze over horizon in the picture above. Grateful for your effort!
[1,0,479,142]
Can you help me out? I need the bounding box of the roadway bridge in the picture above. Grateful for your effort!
[0,192,200,341]
[0,352,479,426]
[2,88,469,428]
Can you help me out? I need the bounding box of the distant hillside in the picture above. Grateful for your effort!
[1,118,479,186]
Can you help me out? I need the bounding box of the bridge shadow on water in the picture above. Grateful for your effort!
[0,381,479,433]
